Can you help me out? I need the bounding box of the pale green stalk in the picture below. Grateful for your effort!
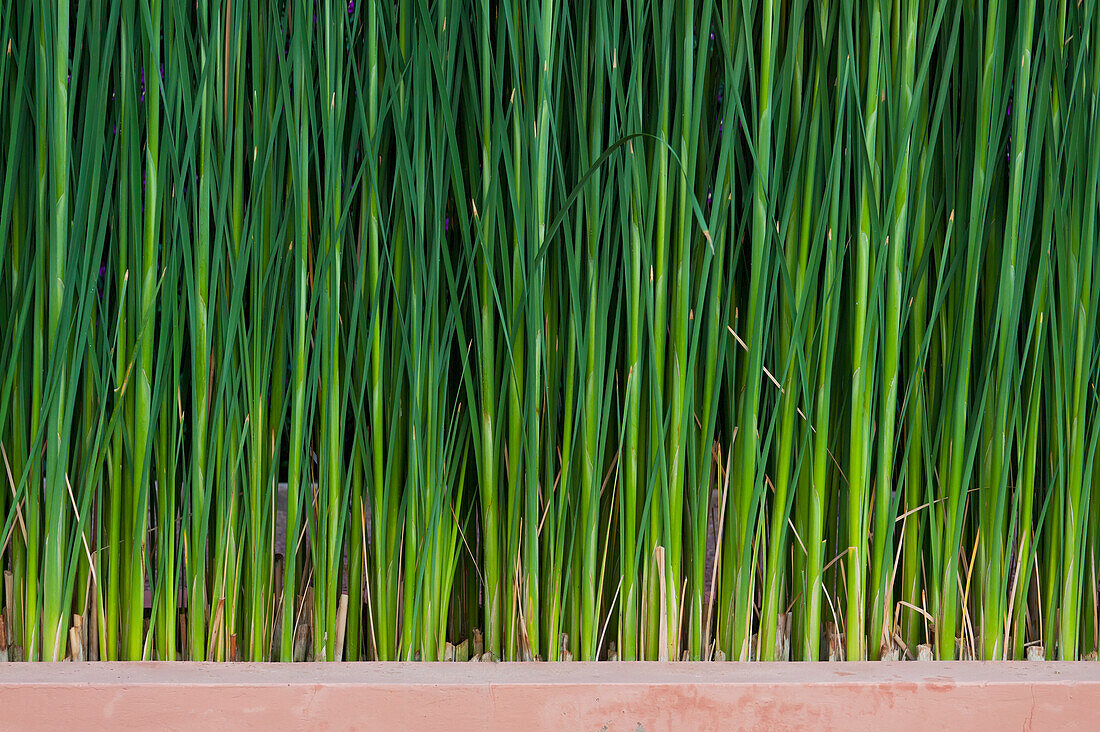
[869,0,917,659]
[939,0,1001,661]
[733,0,776,662]
[282,0,311,662]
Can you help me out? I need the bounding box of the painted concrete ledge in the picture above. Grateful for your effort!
[1,662,1097,731]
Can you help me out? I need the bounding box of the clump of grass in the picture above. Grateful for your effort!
[1,0,1098,663]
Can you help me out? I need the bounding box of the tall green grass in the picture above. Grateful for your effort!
[1,0,1099,662]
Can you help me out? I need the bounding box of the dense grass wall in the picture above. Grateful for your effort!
[1,0,1099,662]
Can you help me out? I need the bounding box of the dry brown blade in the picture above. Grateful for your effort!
[895,486,979,524]
[450,495,484,588]
[209,598,225,658]
[775,612,792,661]
[599,446,620,498]
[897,599,935,624]
[81,569,94,637]
[0,442,27,551]
[787,516,808,556]
[837,547,848,619]
[4,571,13,644]
[922,587,931,644]
[822,545,852,575]
[509,531,523,660]
[725,324,849,485]
[267,463,278,655]
[703,435,734,660]
[750,517,767,659]
[1003,525,1030,655]
[69,624,84,662]
[958,538,980,659]
[1093,554,1099,652]
[677,575,687,659]
[536,444,563,530]
[333,593,349,661]
[822,580,841,646]
[880,514,909,650]
[271,554,285,659]
[595,477,619,656]
[64,472,98,590]
[655,545,668,661]
[596,575,622,661]
[293,558,316,635]
[535,448,562,535]
[1033,554,1044,649]
[785,589,803,615]
[726,324,782,393]
[359,501,379,660]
